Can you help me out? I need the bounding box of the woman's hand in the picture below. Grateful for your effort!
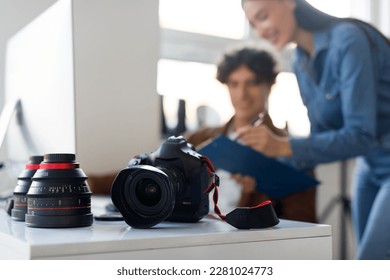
[236,124,292,157]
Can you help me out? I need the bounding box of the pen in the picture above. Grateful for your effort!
[252,112,266,127]
[233,112,266,141]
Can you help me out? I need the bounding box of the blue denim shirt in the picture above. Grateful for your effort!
[288,22,390,170]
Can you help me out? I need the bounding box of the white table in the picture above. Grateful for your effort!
[0,196,332,260]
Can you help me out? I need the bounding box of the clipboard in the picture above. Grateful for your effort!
[198,135,320,199]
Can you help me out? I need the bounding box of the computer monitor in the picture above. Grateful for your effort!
[1,0,76,186]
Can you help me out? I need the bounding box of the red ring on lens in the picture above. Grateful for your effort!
[39,163,79,170]
[25,163,41,170]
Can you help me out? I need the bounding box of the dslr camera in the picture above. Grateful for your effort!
[111,136,212,229]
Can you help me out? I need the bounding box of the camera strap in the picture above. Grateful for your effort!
[201,156,279,230]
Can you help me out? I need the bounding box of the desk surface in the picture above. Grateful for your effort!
[0,196,332,260]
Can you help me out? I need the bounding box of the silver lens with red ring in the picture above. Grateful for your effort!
[25,153,93,228]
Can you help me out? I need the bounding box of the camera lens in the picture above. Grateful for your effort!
[11,155,44,221]
[111,165,178,228]
[25,153,93,228]
[135,179,162,207]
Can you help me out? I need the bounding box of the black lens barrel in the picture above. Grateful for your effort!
[11,155,44,221]
[25,153,93,228]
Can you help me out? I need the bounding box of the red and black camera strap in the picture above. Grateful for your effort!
[201,156,279,229]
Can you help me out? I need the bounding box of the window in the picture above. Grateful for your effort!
[159,0,246,39]
[307,0,353,17]
[158,59,233,132]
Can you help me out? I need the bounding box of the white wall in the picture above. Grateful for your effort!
[0,0,160,177]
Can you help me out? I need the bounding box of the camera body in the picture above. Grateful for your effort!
[111,136,210,228]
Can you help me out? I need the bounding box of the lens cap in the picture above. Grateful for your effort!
[225,201,279,229]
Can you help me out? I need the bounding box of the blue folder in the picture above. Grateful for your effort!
[198,135,319,199]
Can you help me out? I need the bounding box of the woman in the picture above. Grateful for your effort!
[239,0,390,259]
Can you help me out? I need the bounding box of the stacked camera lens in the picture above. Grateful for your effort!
[25,153,93,228]
[11,155,44,221]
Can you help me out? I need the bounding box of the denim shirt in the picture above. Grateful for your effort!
[288,22,390,170]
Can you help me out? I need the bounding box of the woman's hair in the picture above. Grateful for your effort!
[242,0,390,47]
[216,45,279,85]
[293,0,340,31]
[294,0,390,47]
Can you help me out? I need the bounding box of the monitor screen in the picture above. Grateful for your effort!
[4,0,76,166]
